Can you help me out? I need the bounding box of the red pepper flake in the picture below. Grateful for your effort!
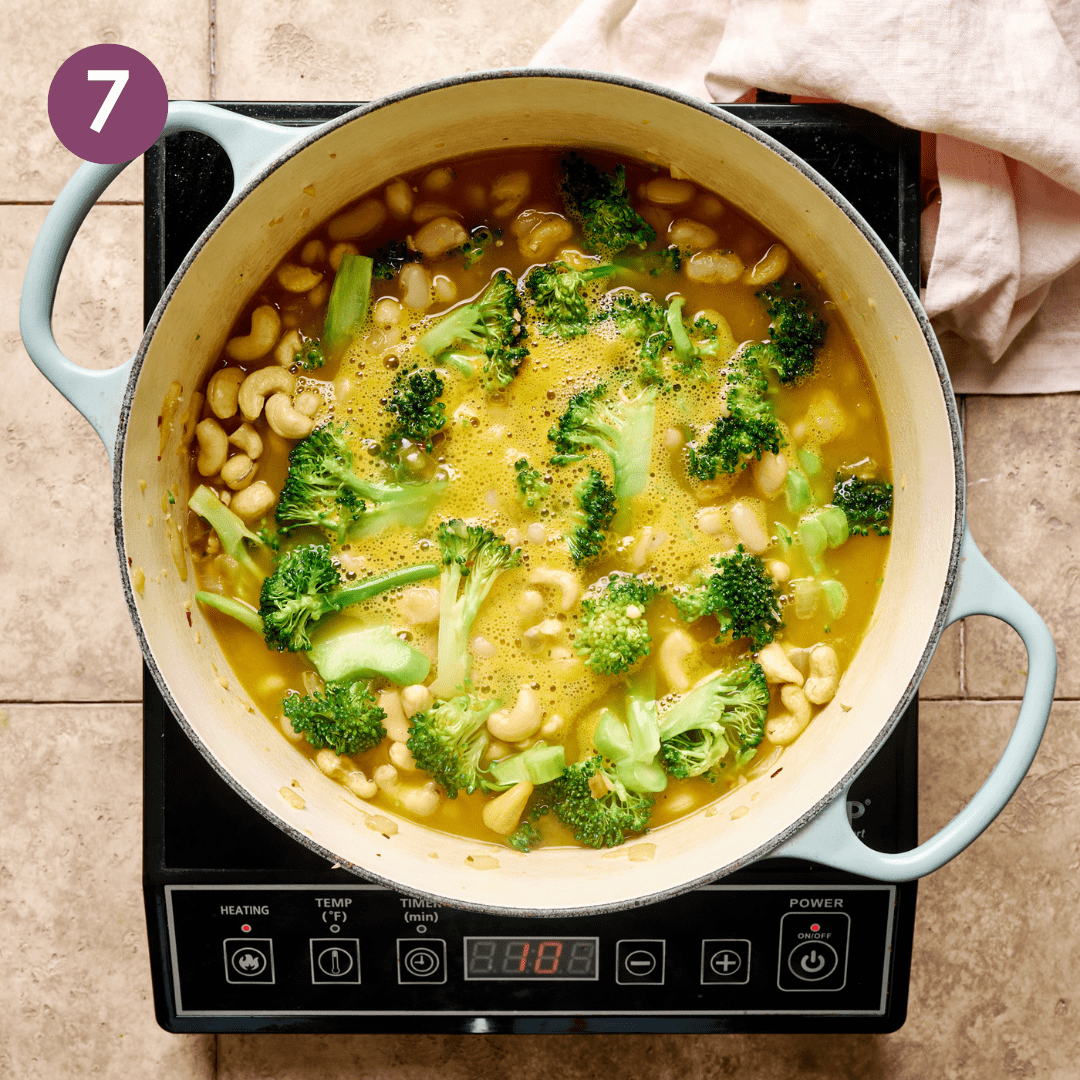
[770,768,783,778]
[186,611,193,627]
[127,557,132,566]
[157,415,163,426]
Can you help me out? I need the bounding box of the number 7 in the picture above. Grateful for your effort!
[87,70,130,133]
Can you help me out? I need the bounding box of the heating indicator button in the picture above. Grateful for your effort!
[777,912,850,992]
[223,938,275,984]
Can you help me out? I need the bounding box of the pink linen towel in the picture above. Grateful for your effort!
[532,0,1080,392]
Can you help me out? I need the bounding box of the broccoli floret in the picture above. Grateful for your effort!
[258,544,440,653]
[548,755,654,848]
[430,519,523,698]
[418,270,528,391]
[506,819,543,852]
[372,240,422,280]
[574,573,661,675]
[406,693,501,797]
[559,153,656,257]
[189,484,270,586]
[594,670,668,793]
[547,381,657,515]
[513,458,550,509]
[608,290,671,382]
[566,467,616,565]
[673,545,784,649]
[293,336,326,371]
[525,260,617,339]
[686,351,783,479]
[833,474,893,536]
[659,661,769,778]
[384,367,446,452]
[758,286,827,385]
[613,246,683,277]
[282,679,387,756]
[276,424,446,543]
[448,226,501,270]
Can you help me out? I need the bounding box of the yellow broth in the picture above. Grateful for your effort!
[187,149,891,849]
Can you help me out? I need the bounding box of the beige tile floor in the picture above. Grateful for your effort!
[2,3,1077,1077]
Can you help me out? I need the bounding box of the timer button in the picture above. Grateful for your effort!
[615,940,666,985]
[397,938,447,984]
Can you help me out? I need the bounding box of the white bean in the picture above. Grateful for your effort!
[659,629,695,692]
[685,249,744,285]
[399,587,440,625]
[490,170,530,217]
[400,263,433,310]
[668,218,718,252]
[744,244,790,286]
[730,500,770,554]
[378,690,410,743]
[384,178,413,219]
[645,177,696,205]
[413,216,468,259]
[327,199,385,242]
[401,684,433,718]
[754,451,788,498]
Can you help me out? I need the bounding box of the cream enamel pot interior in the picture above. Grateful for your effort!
[21,73,1057,915]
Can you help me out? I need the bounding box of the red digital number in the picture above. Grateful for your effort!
[534,940,563,974]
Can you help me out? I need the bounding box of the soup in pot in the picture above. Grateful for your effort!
[183,149,894,852]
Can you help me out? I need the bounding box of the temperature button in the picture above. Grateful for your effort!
[223,938,275,984]
[397,938,447,984]
[310,938,361,984]
[777,912,850,992]
[615,940,665,985]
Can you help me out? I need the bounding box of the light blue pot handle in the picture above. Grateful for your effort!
[774,524,1056,879]
[19,100,307,460]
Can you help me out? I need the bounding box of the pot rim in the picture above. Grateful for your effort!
[114,69,965,915]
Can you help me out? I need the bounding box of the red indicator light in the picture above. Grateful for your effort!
[810,923,820,932]
[241,924,252,933]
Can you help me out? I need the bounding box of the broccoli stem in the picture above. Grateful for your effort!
[308,623,431,685]
[188,484,266,583]
[329,562,440,611]
[324,253,373,351]
[194,592,264,633]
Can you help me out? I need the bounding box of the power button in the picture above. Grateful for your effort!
[777,912,850,992]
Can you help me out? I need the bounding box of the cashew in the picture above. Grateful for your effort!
[206,367,245,419]
[483,781,533,836]
[195,418,228,476]
[274,329,302,367]
[522,619,563,650]
[754,451,788,498]
[327,198,386,241]
[329,241,359,271]
[293,390,322,417]
[490,170,530,216]
[264,393,315,440]
[389,741,419,771]
[307,282,329,308]
[628,526,668,571]
[373,764,440,816]
[385,177,414,219]
[685,249,744,285]
[527,567,581,612]
[276,263,324,292]
[730,499,770,554]
[228,422,263,459]
[518,216,574,261]
[645,177,696,205]
[766,685,813,745]
[668,218,718,252]
[757,642,805,686]
[744,243,790,286]
[301,239,326,265]
[487,686,543,742]
[659,629,695,692]
[238,367,296,422]
[413,215,469,259]
[423,166,456,192]
[344,770,378,799]
[399,586,440,625]
[471,635,498,659]
[221,453,257,491]
[804,645,840,705]
[226,305,281,362]
[401,684,433,718]
[378,690,410,743]
[399,263,433,310]
[229,481,276,520]
[518,589,545,622]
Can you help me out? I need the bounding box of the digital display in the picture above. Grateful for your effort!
[463,937,599,981]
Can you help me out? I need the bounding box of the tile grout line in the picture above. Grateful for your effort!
[958,395,967,697]
[0,201,144,206]
[209,0,218,100]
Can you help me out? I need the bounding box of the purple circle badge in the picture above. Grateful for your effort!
[48,44,168,165]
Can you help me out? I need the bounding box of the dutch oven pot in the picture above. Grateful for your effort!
[21,72,1057,915]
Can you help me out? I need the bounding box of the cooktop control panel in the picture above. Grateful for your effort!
[164,884,897,1021]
